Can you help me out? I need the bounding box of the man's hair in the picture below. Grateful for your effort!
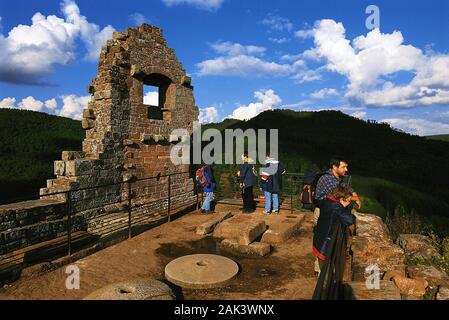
[331,186,353,200]
[243,151,248,158]
[330,156,348,169]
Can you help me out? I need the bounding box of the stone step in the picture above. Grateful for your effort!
[196,211,233,235]
[219,239,271,257]
[213,214,267,245]
[260,213,305,244]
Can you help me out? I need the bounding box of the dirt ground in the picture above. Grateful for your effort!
[0,206,318,300]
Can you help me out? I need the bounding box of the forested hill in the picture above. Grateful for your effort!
[1,108,449,234]
[204,109,449,229]
[0,108,83,203]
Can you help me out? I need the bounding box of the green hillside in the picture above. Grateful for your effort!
[427,134,449,142]
[204,109,449,236]
[0,109,83,203]
[1,108,449,236]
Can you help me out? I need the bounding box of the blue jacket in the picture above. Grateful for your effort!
[239,162,255,188]
[312,196,356,260]
[202,165,216,192]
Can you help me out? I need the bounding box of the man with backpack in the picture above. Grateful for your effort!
[239,152,256,213]
[196,164,216,214]
[312,156,362,225]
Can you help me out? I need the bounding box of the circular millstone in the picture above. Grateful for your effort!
[165,254,239,289]
[83,278,175,300]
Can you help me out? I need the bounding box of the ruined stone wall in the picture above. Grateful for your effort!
[0,24,199,257]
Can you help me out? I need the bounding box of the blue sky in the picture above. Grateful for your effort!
[1,0,449,135]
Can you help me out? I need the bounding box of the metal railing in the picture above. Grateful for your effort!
[0,169,201,277]
[211,168,305,213]
[312,222,349,300]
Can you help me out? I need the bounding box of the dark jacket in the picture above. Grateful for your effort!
[312,196,356,260]
[202,165,216,192]
[239,162,255,188]
[261,158,285,193]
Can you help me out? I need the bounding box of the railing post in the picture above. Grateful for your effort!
[167,174,172,222]
[128,180,132,239]
[290,193,293,214]
[196,182,199,211]
[67,190,72,256]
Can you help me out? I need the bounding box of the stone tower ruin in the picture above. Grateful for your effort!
[38,23,199,229]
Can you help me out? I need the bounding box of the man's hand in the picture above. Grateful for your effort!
[240,183,244,189]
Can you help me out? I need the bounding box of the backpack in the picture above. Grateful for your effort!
[301,171,327,208]
[195,166,209,187]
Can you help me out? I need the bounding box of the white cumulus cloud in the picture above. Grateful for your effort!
[210,41,266,56]
[303,19,449,108]
[161,0,224,10]
[0,97,17,108]
[58,94,90,120]
[351,111,367,119]
[196,41,299,78]
[18,96,44,111]
[310,88,339,99]
[143,91,159,106]
[0,0,115,85]
[227,89,281,121]
[45,98,58,110]
[199,106,219,124]
[197,55,291,77]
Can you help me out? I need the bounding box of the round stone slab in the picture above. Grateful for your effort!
[83,278,175,300]
[165,254,239,289]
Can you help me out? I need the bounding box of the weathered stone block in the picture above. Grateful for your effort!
[62,151,85,161]
[351,236,405,281]
[123,139,134,146]
[213,215,267,245]
[219,239,271,257]
[94,90,112,100]
[353,211,391,243]
[54,161,65,176]
[196,211,232,235]
[83,108,95,119]
[383,270,406,280]
[82,118,95,129]
[437,286,449,300]
[407,265,449,287]
[112,32,128,41]
[260,214,304,244]
[392,276,428,297]
[397,234,440,260]
[344,281,401,300]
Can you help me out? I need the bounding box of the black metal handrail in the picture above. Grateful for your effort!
[0,169,200,275]
[312,221,349,300]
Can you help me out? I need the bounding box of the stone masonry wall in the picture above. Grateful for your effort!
[0,24,199,259]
